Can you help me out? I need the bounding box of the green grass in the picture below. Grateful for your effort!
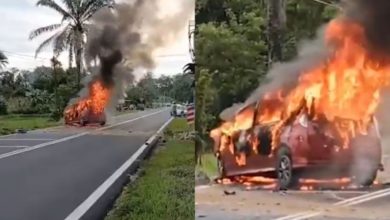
[0,114,60,135]
[196,153,219,179]
[105,118,194,220]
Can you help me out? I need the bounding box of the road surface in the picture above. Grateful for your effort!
[196,137,390,220]
[0,108,171,220]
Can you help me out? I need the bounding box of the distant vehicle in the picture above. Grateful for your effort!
[214,100,383,189]
[175,104,187,117]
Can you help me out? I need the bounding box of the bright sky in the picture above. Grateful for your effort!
[0,0,194,76]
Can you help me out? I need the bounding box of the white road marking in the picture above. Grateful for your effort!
[0,109,167,160]
[275,187,390,220]
[341,190,390,206]
[334,187,390,205]
[286,190,367,194]
[65,116,174,220]
[274,212,315,220]
[0,138,55,141]
[0,146,28,148]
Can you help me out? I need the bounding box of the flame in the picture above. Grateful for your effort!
[64,80,111,124]
[218,175,355,190]
[211,18,390,166]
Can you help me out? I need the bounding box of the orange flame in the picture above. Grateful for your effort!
[211,18,390,165]
[64,80,111,124]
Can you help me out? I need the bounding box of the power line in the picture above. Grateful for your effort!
[3,49,189,60]
[1,50,51,61]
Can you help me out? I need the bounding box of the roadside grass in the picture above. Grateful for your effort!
[196,152,219,180]
[0,114,60,135]
[105,118,194,220]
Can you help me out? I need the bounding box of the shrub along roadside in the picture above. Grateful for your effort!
[105,118,194,220]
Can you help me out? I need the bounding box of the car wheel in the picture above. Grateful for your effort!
[276,146,295,190]
[350,138,379,187]
[79,118,86,126]
[350,155,378,187]
[100,121,106,126]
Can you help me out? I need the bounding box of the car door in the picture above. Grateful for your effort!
[306,119,333,163]
[286,114,310,165]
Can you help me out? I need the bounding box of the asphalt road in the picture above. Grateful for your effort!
[196,185,390,220]
[0,108,171,220]
[196,137,390,220]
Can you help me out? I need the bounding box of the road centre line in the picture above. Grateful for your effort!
[0,138,55,141]
[274,187,390,220]
[0,146,28,148]
[65,116,174,220]
[0,109,167,160]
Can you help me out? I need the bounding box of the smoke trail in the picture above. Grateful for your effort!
[69,0,194,109]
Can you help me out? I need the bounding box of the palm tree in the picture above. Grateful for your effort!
[0,51,8,69]
[29,0,115,88]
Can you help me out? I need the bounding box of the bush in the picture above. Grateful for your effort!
[26,89,54,114]
[6,97,35,114]
[0,96,7,115]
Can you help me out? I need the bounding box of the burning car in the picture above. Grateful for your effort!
[64,103,106,126]
[64,80,110,126]
[212,100,383,189]
[210,19,390,190]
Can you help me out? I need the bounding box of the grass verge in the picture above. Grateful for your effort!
[105,118,194,220]
[196,153,219,180]
[0,114,60,135]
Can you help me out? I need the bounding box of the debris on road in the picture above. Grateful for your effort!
[223,190,236,196]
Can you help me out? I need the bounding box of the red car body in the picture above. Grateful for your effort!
[215,104,383,188]
[64,106,106,126]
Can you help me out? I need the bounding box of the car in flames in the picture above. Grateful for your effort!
[64,104,106,126]
[211,99,383,189]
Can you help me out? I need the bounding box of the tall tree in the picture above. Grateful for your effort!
[29,0,115,88]
[267,0,286,65]
[0,51,8,69]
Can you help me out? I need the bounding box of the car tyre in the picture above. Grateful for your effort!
[350,153,378,187]
[276,145,296,190]
[79,118,86,126]
[349,136,380,187]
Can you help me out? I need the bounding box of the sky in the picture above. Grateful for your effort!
[0,0,194,76]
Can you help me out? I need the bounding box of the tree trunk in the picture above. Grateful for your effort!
[75,30,86,90]
[75,47,82,90]
[267,0,286,67]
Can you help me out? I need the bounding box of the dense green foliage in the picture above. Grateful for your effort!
[0,66,79,117]
[126,72,194,107]
[0,68,192,118]
[195,0,339,153]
